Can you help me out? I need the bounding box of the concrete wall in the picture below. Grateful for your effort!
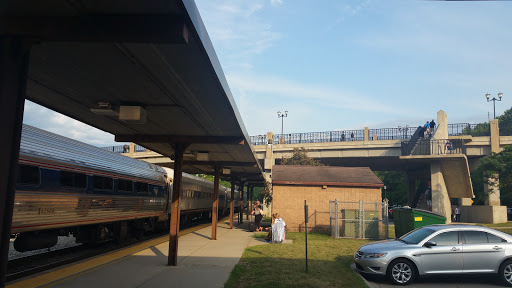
[272,184,381,232]
[461,205,507,224]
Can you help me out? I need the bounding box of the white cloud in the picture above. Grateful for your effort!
[270,0,283,7]
[23,101,117,147]
[195,0,282,71]
[227,73,408,115]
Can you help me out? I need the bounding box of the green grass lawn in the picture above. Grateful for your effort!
[225,232,372,288]
[225,221,512,288]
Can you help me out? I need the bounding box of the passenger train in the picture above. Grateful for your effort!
[12,124,238,252]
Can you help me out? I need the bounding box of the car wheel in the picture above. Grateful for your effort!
[387,259,416,286]
[500,260,512,286]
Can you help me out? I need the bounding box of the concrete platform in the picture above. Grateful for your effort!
[8,220,263,288]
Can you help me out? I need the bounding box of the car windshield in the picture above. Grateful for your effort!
[399,227,436,244]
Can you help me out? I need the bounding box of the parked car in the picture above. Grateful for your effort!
[354,224,512,286]
[387,205,400,219]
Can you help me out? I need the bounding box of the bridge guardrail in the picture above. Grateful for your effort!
[102,123,491,152]
[402,139,466,156]
[448,123,489,136]
[101,144,147,153]
[272,130,364,144]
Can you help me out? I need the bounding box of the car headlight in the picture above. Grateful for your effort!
[362,253,387,258]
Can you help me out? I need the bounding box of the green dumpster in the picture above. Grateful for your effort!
[393,208,446,238]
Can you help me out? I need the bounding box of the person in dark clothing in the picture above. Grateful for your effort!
[251,200,264,232]
[430,119,436,130]
[419,126,425,138]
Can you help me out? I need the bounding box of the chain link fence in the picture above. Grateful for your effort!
[330,200,389,240]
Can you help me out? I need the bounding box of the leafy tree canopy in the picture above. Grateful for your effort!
[194,174,231,188]
[474,145,512,207]
[374,171,408,206]
[462,105,512,136]
[498,106,512,136]
[281,147,323,166]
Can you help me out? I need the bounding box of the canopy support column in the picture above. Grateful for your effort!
[230,180,235,229]
[168,144,186,266]
[211,166,220,240]
[0,37,30,287]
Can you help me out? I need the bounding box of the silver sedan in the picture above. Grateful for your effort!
[354,224,512,286]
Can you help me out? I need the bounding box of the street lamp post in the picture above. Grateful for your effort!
[486,92,503,119]
[383,185,387,200]
[277,110,288,135]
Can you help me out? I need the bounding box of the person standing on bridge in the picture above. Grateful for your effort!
[351,132,355,141]
[430,119,436,131]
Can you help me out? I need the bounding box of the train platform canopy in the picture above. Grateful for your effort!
[1,0,264,183]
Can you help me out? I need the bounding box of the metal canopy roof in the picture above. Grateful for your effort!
[2,0,264,182]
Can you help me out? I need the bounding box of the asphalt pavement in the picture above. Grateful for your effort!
[355,267,504,288]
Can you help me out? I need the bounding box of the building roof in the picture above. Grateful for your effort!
[272,165,384,188]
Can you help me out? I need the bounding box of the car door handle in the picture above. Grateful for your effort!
[451,247,459,251]
[494,246,503,250]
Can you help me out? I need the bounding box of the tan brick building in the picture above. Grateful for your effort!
[272,165,384,232]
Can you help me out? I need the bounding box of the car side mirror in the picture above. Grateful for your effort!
[424,241,437,248]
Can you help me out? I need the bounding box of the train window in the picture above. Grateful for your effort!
[60,171,86,188]
[94,176,113,190]
[118,179,133,192]
[17,164,40,185]
[136,182,149,194]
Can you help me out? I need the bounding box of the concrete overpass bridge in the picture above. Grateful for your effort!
[113,111,512,224]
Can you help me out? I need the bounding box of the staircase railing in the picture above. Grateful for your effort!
[400,126,423,155]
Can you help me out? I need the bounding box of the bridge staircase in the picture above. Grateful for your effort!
[400,126,423,155]
[411,180,428,209]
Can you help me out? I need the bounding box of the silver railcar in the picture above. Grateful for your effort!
[12,124,235,252]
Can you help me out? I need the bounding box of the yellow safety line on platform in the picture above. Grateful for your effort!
[6,220,224,288]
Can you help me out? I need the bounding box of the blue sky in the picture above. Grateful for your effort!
[23,0,512,146]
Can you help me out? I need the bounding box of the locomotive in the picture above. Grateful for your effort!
[12,124,237,252]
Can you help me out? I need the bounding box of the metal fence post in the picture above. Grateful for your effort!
[384,200,389,239]
[335,199,339,239]
[361,201,365,239]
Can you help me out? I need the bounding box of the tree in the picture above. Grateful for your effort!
[498,106,512,136]
[461,105,512,136]
[374,171,408,206]
[195,174,231,188]
[281,147,323,166]
[474,145,512,207]
[462,123,490,136]
[259,181,272,205]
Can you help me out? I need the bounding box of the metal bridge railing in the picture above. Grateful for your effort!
[448,123,485,136]
[368,127,414,140]
[101,144,147,153]
[272,130,364,144]
[402,138,466,156]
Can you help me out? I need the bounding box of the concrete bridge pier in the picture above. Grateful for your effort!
[459,119,506,223]
[264,132,274,183]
